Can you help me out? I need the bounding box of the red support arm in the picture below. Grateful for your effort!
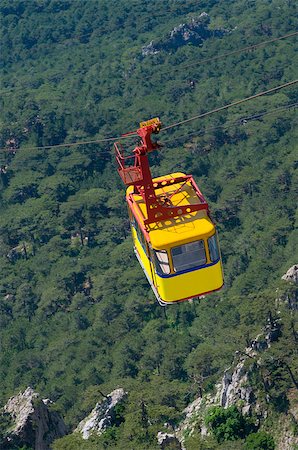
[114,119,209,226]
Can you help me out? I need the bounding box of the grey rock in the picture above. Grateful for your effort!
[157,431,183,449]
[265,327,281,344]
[220,370,233,407]
[76,388,126,439]
[276,266,298,310]
[3,387,66,450]
[282,265,298,284]
[242,404,252,416]
[220,363,252,408]
[276,407,298,450]
[142,13,227,56]
[142,40,159,57]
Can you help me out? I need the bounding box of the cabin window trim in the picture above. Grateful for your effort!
[153,259,220,278]
[130,213,148,254]
[153,249,171,275]
[171,240,206,273]
[208,233,220,263]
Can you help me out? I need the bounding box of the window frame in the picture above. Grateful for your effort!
[130,212,148,254]
[171,239,207,273]
[207,232,220,263]
[153,249,171,275]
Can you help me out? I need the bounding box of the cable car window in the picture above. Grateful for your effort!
[136,226,145,247]
[154,249,170,275]
[132,217,147,253]
[208,234,220,262]
[130,213,137,227]
[171,240,206,272]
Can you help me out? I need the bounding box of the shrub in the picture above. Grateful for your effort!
[245,431,275,450]
[205,406,254,443]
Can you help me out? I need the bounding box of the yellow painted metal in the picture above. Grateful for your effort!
[127,173,214,248]
[154,261,223,303]
[139,117,161,128]
[131,224,223,303]
[127,172,224,303]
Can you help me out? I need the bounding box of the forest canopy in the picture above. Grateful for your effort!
[0,0,297,448]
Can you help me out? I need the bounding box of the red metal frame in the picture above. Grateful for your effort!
[115,120,209,226]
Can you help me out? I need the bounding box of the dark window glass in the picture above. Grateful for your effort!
[154,249,170,275]
[171,240,206,272]
[208,234,220,262]
[132,216,147,253]
[131,214,137,227]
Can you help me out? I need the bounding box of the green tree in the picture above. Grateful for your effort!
[245,431,275,450]
[205,406,254,443]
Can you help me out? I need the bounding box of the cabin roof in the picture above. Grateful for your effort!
[127,172,215,249]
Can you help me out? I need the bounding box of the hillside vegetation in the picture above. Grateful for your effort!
[0,0,297,448]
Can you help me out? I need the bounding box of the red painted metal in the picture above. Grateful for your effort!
[114,120,209,226]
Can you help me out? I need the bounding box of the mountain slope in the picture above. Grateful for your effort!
[0,0,297,448]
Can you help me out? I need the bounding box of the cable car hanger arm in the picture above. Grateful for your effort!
[115,118,209,226]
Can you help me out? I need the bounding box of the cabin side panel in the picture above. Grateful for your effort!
[155,261,224,303]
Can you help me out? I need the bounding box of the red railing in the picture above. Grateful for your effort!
[114,120,209,225]
[114,142,143,185]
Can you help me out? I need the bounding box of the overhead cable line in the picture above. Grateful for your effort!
[1,0,218,56]
[0,102,298,172]
[1,80,297,154]
[5,102,298,160]
[170,30,298,72]
[162,79,298,132]
[1,102,297,168]
[1,2,215,93]
[1,30,297,97]
[161,102,298,145]
[0,133,137,153]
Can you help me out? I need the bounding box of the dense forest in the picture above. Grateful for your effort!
[0,0,297,448]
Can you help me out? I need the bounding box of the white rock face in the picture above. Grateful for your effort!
[76,388,126,440]
[220,362,255,410]
[5,387,38,435]
[183,397,203,419]
[277,265,298,310]
[282,265,298,283]
[175,393,217,445]
[4,387,66,450]
[175,337,270,445]
[276,402,298,450]
[141,12,227,56]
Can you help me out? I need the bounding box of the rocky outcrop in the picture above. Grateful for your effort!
[157,431,183,449]
[142,13,227,56]
[276,401,298,450]
[173,313,284,447]
[282,264,298,284]
[217,317,280,414]
[175,396,211,445]
[76,388,126,439]
[220,363,255,412]
[175,356,258,445]
[142,40,159,57]
[3,387,66,450]
[277,265,298,310]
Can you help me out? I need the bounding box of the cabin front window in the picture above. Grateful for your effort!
[208,234,220,262]
[171,240,206,272]
[154,249,171,275]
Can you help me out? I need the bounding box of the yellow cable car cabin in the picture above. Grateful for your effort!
[115,118,224,305]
